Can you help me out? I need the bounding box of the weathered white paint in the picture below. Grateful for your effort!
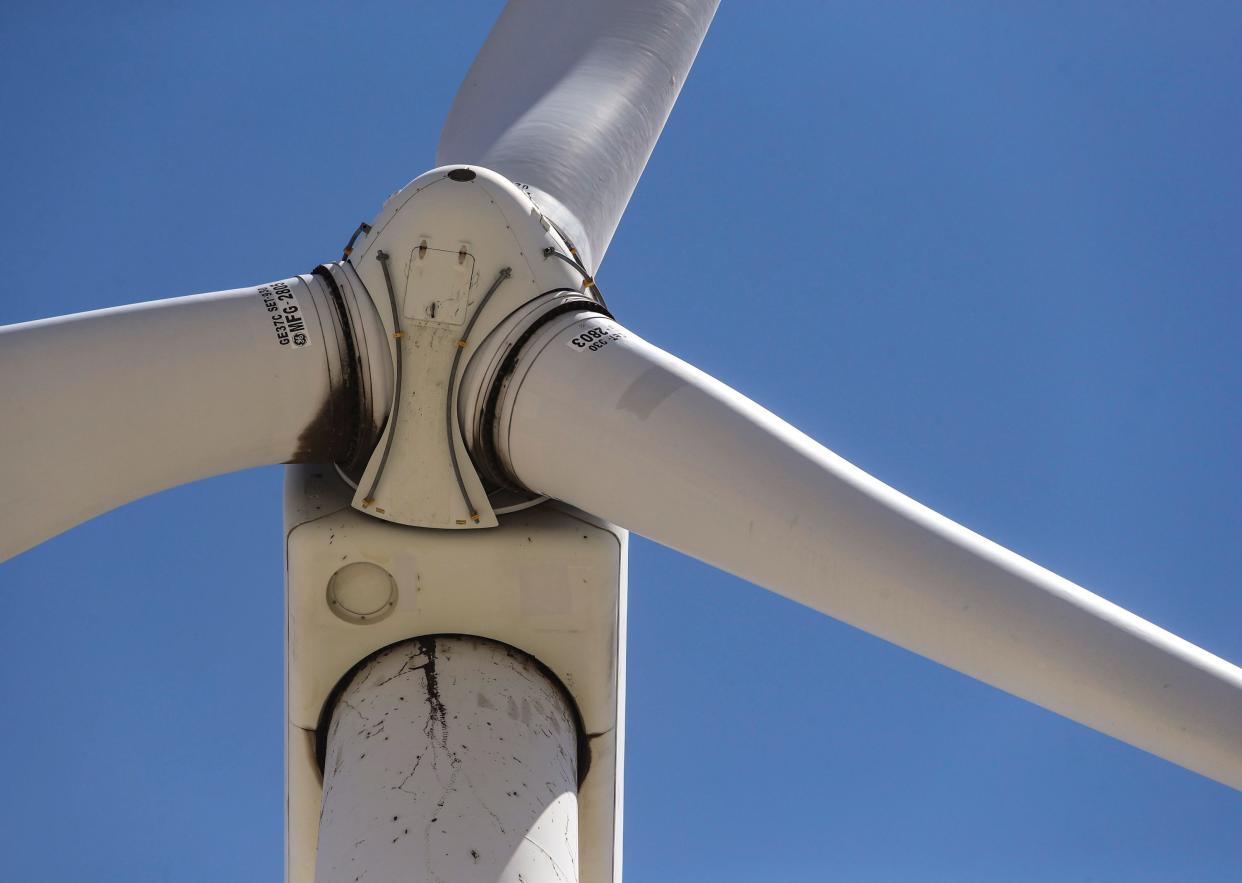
[316,636,580,883]
[477,310,1242,791]
[284,465,625,883]
[0,268,389,561]
[341,165,604,530]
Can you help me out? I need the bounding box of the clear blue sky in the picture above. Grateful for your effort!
[2,2,1241,880]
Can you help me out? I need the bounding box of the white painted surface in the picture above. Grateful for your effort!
[342,165,603,529]
[316,636,579,883]
[486,312,1242,791]
[458,289,603,489]
[284,465,625,883]
[0,274,365,561]
[437,0,720,273]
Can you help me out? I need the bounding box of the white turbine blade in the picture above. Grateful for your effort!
[0,276,387,561]
[480,313,1242,790]
[437,0,719,273]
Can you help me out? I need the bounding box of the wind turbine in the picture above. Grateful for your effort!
[2,3,1242,879]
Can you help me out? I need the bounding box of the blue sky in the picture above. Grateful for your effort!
[2,2,1241,880]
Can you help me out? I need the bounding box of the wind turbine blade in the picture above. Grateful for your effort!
[477,313,1242,790]
[0,274,388,561]
[437,0,719,273]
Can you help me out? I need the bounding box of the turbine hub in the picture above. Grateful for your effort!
[339,165,609,529]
